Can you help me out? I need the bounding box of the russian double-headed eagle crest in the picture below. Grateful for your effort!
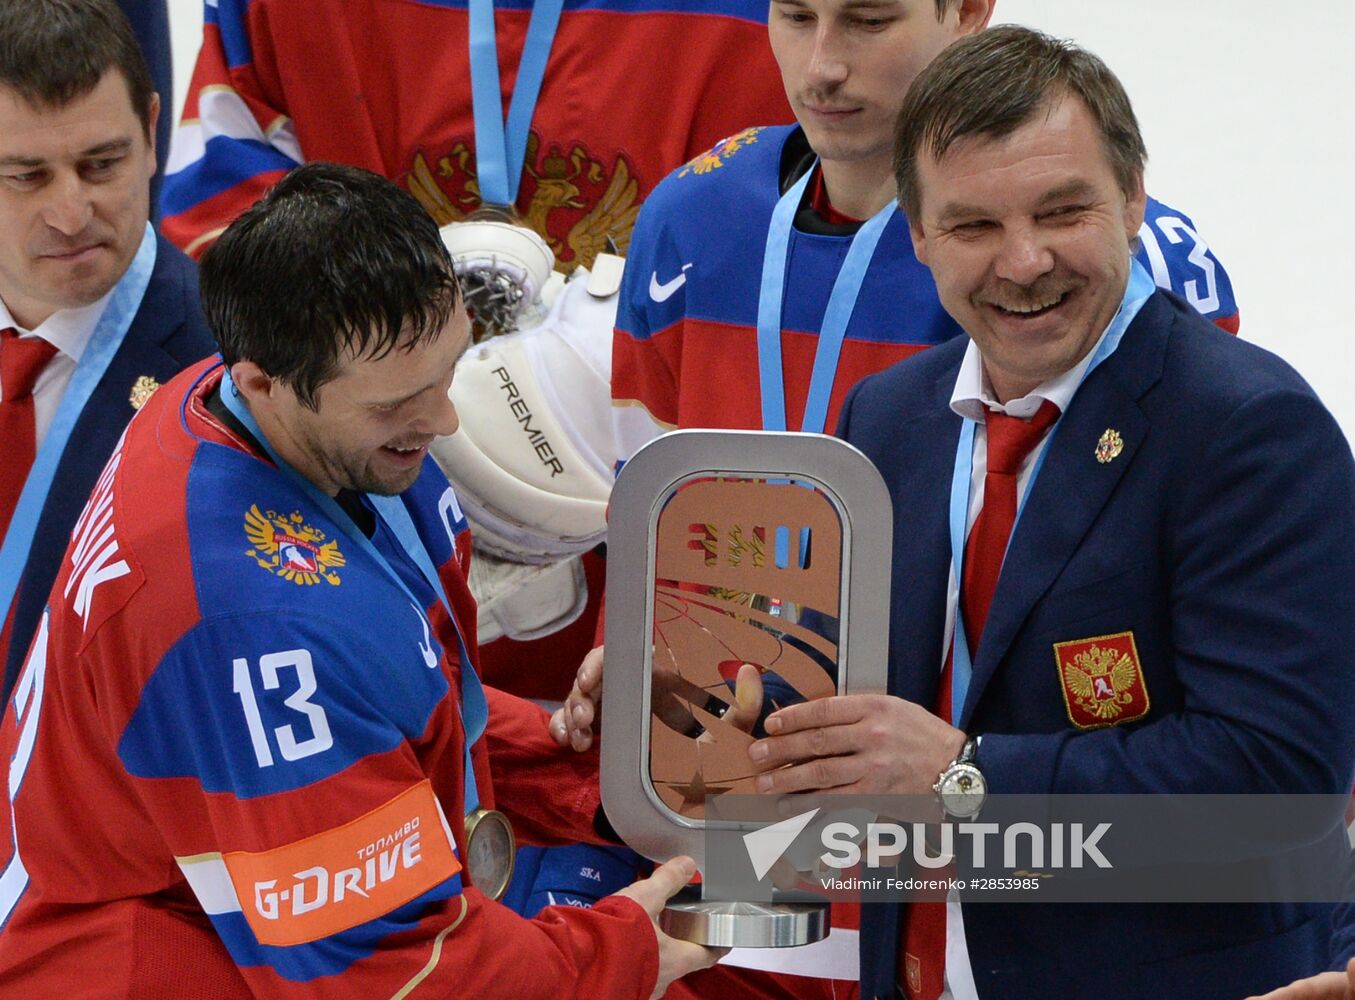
[128,375,160,411]
[405,129,639,271]
[1095,428,1124,464]
[1054,631,1150,729]
[244,505,345,586]
[678,126,764,179]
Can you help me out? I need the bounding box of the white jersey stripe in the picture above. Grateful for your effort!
[166,86,302,178]
[176,854,244,915]
[0,613,52,924]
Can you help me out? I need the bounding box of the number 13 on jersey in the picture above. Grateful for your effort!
[233,648,334,768]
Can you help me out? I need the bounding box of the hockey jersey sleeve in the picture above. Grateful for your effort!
[1137,197,1240,333]
[160,1,303,257]
[482,685,612,848]
[108,610,656,998]
[611,183,689,467]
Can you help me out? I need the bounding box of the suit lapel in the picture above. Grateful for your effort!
[958,295,1172,727]
[887,373,963,709]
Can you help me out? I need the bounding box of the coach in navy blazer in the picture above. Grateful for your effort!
[1,235,213,702]
[839,286,1355,999]
[0,2,216,703]
[744,27,1355,1000]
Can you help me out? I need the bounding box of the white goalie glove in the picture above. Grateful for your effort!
[430,238,624,643]
[439,212,559,338]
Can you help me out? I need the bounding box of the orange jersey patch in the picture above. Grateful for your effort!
[1054,631,1151,730]
[224,780,461,947]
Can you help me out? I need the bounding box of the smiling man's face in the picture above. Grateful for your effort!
[0,69,157,328]
[910,94,1146,402]
[251,308,473,498]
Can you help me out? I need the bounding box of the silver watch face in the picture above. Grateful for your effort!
[936,762,987,818]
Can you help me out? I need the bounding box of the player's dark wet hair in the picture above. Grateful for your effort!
[894,25,1147,222]
[201,163,461,410]
[0,0,157,140]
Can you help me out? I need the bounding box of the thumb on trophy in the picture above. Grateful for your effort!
[614,856,697,917]
[612,857,728,998]
[724,663,764,734]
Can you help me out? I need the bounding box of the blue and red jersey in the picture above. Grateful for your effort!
[612,124,1240,458]
[0,360,652,998]
[162,0,793,260]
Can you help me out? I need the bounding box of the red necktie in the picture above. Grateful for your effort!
[960,399,1061,652]
[1,327,59,539]
[899,398,1060,1000]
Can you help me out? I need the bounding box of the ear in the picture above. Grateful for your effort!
[955,0,997,37]
[145,92,161,176]
[1122,170,1147,238]
[910,219,930,267]
[229,360,276,409]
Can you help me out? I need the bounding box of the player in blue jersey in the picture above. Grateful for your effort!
[0,163,721,998]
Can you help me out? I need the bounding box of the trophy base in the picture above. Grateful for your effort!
[659,887,829,948]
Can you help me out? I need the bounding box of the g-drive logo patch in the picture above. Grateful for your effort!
[224,781,461,946]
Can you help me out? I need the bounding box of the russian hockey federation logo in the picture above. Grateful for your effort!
[245,505,345,586]
[678,126,764,179]
[1055,631,1150,729]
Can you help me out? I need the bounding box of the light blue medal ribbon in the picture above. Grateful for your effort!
[468,0,565,207]
[944,259,1156,724]
[756,164,897,565]
[0,223,157,652]
[218,370,488,811]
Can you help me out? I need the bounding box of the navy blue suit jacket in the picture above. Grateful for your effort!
[118,0,172,215]
[838,291,1355,999]
[1,236,214,703]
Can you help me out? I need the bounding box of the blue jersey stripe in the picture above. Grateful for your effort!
[162,136,298,218]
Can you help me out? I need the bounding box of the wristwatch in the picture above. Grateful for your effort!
[933,736,986,819]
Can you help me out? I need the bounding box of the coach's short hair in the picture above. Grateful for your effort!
[894,25,1147,222]
[201,163,461,410]
[0,0,156,139]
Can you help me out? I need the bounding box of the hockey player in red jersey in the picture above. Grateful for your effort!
[161,0,800,736]
[160,0,797,716]
[0,163,721,998]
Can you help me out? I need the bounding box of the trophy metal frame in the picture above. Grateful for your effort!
[601,429,893,947]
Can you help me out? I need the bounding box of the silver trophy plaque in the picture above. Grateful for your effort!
[601,430,893,947]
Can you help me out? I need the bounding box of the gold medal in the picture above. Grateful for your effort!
[464,807,516,901]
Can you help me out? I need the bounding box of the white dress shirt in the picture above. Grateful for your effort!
[0,291,114,449]
[934,329,1108,1000]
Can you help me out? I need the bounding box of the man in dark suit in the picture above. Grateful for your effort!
[745,26,1355,1000]
[0,0,214,703]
